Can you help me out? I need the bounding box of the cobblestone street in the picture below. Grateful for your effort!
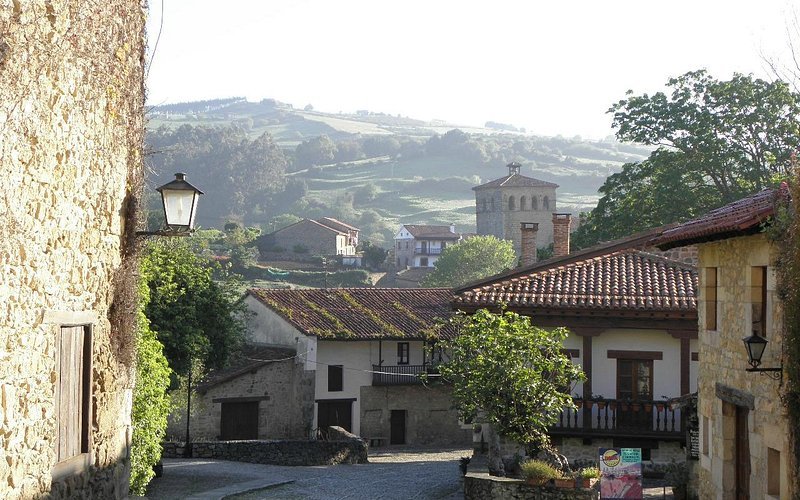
[145,448,470,500]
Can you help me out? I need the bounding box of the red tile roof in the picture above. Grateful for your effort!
[454,249,697,313]
[653,186,788,250]
[473,173,559,190]
[247,288,457,340]
[401,225,461,239]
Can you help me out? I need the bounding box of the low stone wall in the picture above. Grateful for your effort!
[162,439,368,466]
[464,473,599,500]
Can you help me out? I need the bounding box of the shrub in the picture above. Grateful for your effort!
[520,459,562,483]
[579,466,601,479]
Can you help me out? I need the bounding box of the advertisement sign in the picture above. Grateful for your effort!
[599,448,643,499]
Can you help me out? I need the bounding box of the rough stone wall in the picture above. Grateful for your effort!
[649,245,698,267]
[359,384,471,446]
[695,234,791,499]
[162,439,368,466]
[270,220,340,256]
[168,358,315,441]
[0,1,146,498]
[464,472,599,500]
[475,185,557,255]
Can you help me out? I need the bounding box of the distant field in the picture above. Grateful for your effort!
[297,111,393,135]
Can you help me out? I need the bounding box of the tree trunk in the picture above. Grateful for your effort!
[485,424,505,476]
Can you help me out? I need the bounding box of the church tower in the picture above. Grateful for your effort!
[473,162,559,256]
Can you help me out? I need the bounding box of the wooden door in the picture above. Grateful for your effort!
[616,359,654,431]
[220,401,259,440]
[318,400,353,435]
[735,406,750,499]
[390,410,406,445]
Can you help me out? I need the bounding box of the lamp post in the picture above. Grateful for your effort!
[742,334,782,381]
[138,172,204,236]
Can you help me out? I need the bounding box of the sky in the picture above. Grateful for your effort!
[145,0,797,139]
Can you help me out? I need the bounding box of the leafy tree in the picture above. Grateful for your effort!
[141,240,246,377]
[294,134,337,168]
[573,70,800,248]
[422,236,515,288]
[130,271,173,495]
[359,240,388,269]
[440,309,584,474]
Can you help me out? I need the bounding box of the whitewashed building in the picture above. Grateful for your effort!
[394,224,462,268]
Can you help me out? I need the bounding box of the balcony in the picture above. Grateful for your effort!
[414,248,443,256]
[550,398,684,441]
[372,365,436,385]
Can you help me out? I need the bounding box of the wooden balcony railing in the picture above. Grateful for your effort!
[551,398,684,440]
[414,248,443,255]
[372,365,434,385]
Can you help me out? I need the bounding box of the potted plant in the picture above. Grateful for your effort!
[577,466,600,488]
[520,459,561,486]
[553,473,575,488]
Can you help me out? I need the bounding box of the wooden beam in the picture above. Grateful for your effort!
[607,350,663,360]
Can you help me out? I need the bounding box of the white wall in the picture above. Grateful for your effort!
[245,295,317,370]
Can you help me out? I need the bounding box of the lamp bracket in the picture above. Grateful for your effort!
[136,228,195,237]
[746,366,782,381]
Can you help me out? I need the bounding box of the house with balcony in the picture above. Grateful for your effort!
[652,185,795,499]
[453,225,699,463]
[394,224,462,268]
[187,287,469,447]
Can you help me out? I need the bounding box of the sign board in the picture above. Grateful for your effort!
[599,447,643,499]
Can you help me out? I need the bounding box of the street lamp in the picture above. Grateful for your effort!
[138,172,204,236]
[742,334,782,380]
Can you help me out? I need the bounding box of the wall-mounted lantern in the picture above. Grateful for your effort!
[742,334,782,380]
[138,172,204,236]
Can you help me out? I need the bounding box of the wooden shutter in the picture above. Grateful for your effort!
[56,326,91,463]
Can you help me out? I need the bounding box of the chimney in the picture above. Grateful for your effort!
[520,222,539,267]
[552,213,572,258]
[450,223,456,234]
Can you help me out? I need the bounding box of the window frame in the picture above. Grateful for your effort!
[397,342,410,365]
[615,358,653,401]
[328,365,343,392]
[704,267,718,331]
[751,266,767,337]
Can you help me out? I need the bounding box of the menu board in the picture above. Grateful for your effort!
[687,429,700,460]
[599,448,643,499]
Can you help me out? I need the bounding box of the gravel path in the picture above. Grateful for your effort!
[145,447,471,500]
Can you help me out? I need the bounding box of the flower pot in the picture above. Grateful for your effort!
[644,403,653,412]
[554,478,574,488]
[584,400,593,409]
[525,477,549,487]
[597,401,606,410]
[578,478,599,488]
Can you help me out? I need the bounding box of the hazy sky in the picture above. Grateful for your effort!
[146,0,796,139]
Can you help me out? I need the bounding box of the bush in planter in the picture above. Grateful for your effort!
[520,459,561,486]
[577,466,601,488]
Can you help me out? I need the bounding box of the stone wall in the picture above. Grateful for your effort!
[695,234,792,498]
[463,472,599,500]
[0,2,145,499]
[264,220,341,257]
[475,184,558,254]
[162,439,368,466]
[360,384,471,446]
[167,356,315,441]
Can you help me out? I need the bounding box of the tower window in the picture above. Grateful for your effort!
[508,196,515,211]
[531,196,538,210]
[520,196,527,211]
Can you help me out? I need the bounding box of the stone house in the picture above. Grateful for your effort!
[169,346,314,442]
[234,287,470,446]
[474,162,559,256]
[0,1,146,498]
[394,224,463,268]
[653,186,794,498]
[453,225,699,464]
[258,218,359,258]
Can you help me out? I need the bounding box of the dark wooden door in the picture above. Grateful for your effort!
[735,406,750,499]
[220,401,259,440]
[318,401,353,434]
[390,410,406,445]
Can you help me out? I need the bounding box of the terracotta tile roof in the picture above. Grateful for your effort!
[197,345,297,392]
[247,288,457,340]
[653,186,788,250]
[272,218,347,236]
[317,217,360,233]
[454,249,697,313]
[401,225,461,239]
[473,173,559,190]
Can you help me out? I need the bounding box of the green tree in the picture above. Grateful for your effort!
[573,70,800,248]
[142,240,246,377]
[130,265,173,495]
[422,236,515,288]
[294,134,337,168]
[440,309,584,474]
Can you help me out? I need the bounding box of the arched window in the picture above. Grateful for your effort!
[531,196,538,210]
[543,196,550,210]
[520,196,527,211]
[508,196,516,211]
[490,198,495,211]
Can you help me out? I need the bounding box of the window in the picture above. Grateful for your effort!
[543,196,550,210]
[508,196,516,211]
[531,196,538,210]
[420,257,429,267]
[397,342,409,364]
[54,325,92,473]
[616,359,653,400]
[328,365,343,392]
[704,267,718,331]
[405,241,409,250]
[751,266,767,336]
[397,241,401,250]
[520,196,527,211]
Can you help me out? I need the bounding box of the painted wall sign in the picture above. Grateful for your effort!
[599,447,643,499]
